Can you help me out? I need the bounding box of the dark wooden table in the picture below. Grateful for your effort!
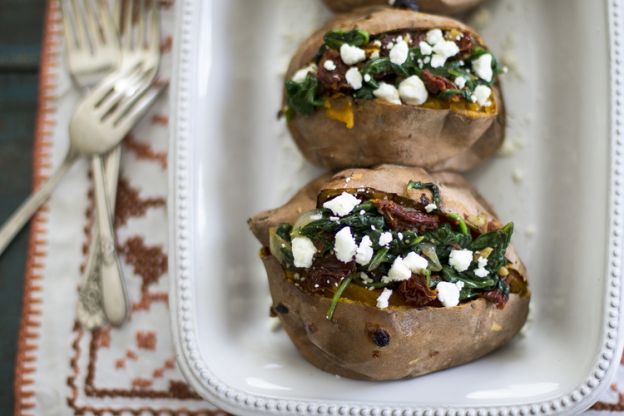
[0,1,45,413]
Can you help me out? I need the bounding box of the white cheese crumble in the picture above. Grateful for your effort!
[403,252,429,272]
[291,237,317,268]
[291,63,317,83]
[454,76,467,89]
[397,232,404,241]
[389,40,409,65]
[449,249,473,272]
[386,257,412,282]
[364,74,372,82]
[425,203,437,213]
[419,41,433,56]
[431,40,460,68]
[474,257,489,278]
[334,227,358,263]
[473,53,494,82]
[323,59,336,71]
[310,213,323,221]
[340,43,366,65]
[398,75,428,106]
[370,50,380,59]
[437,281,465,307]
[323,192,361,217]
[345,67,363,90]
[378,232,393,247]
[376,288,393,309]
[426,29,443,46]
[473,85,492,107]
[360,272,373,285]
[355,236,374,266]
[373,82,401,105]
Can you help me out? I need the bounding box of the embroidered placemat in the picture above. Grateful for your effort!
[11,0,624,414]
[13,1,222,414]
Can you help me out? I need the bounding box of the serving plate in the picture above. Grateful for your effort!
[168,0,624,414]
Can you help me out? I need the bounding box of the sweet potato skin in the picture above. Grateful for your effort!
[285,7,505,172]
[249,165,529,380]
[322,0,486,15]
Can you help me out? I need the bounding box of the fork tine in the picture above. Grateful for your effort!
[112,0,122,32]
[69,0,89,50]
[59,0,78,51]
[95,0,118,46]
[147,0,160,52]
[136,0,146,48]
[121,0,134,50]
[81,0,102,51]
[115,82,166,132]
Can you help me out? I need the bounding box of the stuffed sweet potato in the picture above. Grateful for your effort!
[283,7,506,171]
[249,165,529,380]
[323,0,486,15]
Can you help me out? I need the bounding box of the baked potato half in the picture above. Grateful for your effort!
[323,0,486,15]
[249,165,529,380]
[284,7,506,171]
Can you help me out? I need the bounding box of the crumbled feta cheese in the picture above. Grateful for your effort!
[291,237,317,268]
[474,256,489,278]
[398,232,403,241]
[389,40,409,65]
[370,50,380,59]
[359,210,366,215]
[472,53,494,82]
[360,272,373,285]
[455,76,467,89]
[376,288,393,309]
[323,59,336,71]
[364,74,372,82]
[310,214,323,221]
[387,257,412,282]
[433,40,460,58]
[425,203,437,213]
[373,82,401,105]
[378,232,393,247]
[323,192,361,217]
[473,85,492,107]
[431,40,459,68]
[430,55,446,68]
[345,67,363,90]
[330,216,340,222]
[423,56,431,64]
[419,41,433,56]
[385,41,394,50]
[449,249,473,272]
[291,63,317,83]
[426,29,443,45]
[398,75,429,106]
[372,40,382,47]
[355,236,374,266]
[334,227,358,263]
[403,252,428,273]
[437,281,465,307]
[340,44,366,65]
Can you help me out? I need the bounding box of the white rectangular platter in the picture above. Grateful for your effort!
[168,0,624,414]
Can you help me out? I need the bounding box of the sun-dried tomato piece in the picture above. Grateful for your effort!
[303,256,356,294]
[480,290,508,309]
[457,32,476,55]
[317,49,350,92]
[421,70,458,95]
[373,199,440,232]
[398,275,438,307]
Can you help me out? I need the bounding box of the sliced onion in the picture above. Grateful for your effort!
[291,209,326,237]
[420,243,442,272]
[269,227,292,266]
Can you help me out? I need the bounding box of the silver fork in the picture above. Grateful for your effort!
[80,0,161,327]
[0,0,122,257]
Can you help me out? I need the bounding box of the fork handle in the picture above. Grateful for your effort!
[0,154,77,255]
[92,155,128,326]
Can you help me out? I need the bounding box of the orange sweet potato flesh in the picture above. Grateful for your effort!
[322,0,486,15]
[285,7,506,172]
[248,165,529,380]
